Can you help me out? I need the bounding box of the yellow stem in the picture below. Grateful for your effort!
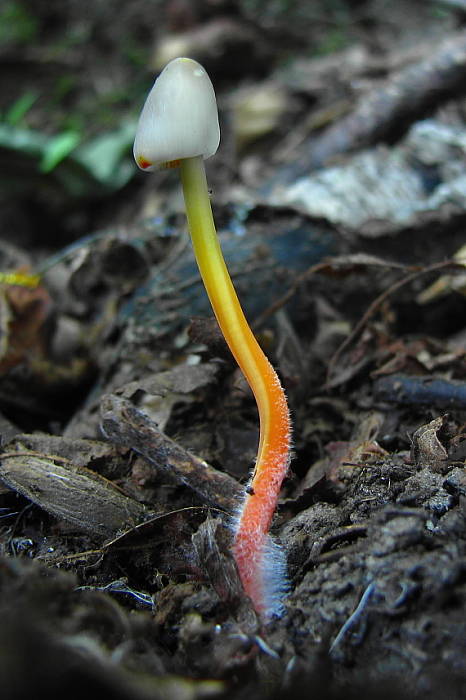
[180,156,290,616]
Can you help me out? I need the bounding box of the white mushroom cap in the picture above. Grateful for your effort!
[134,57,220,171]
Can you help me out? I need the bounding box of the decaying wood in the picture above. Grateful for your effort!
[100,394,243,513]
[283,29,466,178]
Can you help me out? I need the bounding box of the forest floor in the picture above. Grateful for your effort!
[0,2,466,699]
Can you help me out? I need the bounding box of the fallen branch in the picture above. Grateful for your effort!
[100,394,242,513]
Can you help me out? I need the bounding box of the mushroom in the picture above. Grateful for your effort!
[134,57,291,619]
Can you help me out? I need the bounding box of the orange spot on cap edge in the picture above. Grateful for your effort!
[137,156,152,170]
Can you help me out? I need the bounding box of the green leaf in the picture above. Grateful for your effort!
[75,121,136,188]
[0,121,136,196]
[39,131,81,172]
[0,123,48,156]
[5,91,39,125]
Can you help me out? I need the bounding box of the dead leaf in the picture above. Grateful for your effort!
[411,415,448,472]
[0,441,147,537]
[0,280,52,374]
[115,363,219,432]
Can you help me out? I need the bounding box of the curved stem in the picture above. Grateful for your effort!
[180,156,291,617]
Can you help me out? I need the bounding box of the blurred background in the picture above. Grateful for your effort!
[1,0,462,248]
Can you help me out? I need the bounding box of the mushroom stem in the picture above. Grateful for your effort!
[180,155,291,617]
